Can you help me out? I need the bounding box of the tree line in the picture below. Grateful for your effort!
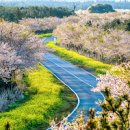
[0,6,73,22]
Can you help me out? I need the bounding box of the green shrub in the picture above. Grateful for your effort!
[103,19,122,30]
[124,19,130,31]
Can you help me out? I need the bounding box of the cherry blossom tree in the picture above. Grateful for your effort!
[20,17,62,32]
[0,21,44,84]
[54,20,130,64]
[92,73,130,98]
[0,21,44,111]
[0,43,22,82]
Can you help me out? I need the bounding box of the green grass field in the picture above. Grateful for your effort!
[0,65,77,130]
[38,33,53,38]
[47,42,112,75]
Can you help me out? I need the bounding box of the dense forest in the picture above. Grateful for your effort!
[0,6,73,22]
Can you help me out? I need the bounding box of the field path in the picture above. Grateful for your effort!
[41,53,104,122]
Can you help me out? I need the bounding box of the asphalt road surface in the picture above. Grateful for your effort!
[41,53,104,122]
[43,36,55,43]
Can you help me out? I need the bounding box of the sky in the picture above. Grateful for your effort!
[1,0,129,2]
[0,0,116,2]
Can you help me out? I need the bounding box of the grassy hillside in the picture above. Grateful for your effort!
[0,65,77,130]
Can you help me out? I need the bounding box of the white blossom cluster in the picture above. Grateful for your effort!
[0,43,22,82]
[92,73,130,97]
[50,114,87,130]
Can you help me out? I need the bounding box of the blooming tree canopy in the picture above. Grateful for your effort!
[54,12,130,64]
[0,21,44,82]
[92,73,130,97]
[20,17,62,32]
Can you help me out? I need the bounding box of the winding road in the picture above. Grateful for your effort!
[41,53,104,122]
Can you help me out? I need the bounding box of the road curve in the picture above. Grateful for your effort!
[41,53,104,122]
